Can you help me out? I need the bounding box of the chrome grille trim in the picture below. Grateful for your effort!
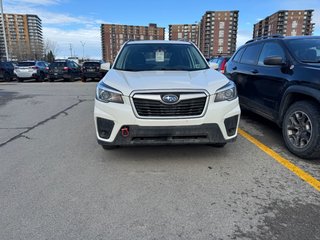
[130,89,209,119]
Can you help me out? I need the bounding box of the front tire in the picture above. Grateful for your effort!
[68,75,75,82]
[282,101,320,159]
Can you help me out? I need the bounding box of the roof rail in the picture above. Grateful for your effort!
[245,34,284,44]
[177,38,189,42]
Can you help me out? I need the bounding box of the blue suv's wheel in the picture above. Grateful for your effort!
[282,101,320,159]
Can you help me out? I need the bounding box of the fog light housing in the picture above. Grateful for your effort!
[97,118,114,139]
[224,115,238,136]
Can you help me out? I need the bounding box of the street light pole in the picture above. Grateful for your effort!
[0,0,9,61]
[80,41,85,60]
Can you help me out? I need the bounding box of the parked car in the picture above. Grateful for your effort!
[48,59,81,82]
[0,61,15,81]
[94,40,240,149]
[225,35,320,159]
[209,56,231,74]
[43,62,50,79]
[81,60,107,82]
[15,61,48,82]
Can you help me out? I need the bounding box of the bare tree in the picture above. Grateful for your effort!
[10,41,32,61]
[44,39,59,56]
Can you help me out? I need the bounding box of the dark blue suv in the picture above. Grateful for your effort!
[225,35,320,159]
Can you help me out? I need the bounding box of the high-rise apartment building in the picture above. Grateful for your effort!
[101,23,165,62]
[169,24,200,46]
[253,10,314,38]
[0,14,43,60]
[199,11,239,58]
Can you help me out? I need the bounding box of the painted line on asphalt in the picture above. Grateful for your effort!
[238,128,320,192]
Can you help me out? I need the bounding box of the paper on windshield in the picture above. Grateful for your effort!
[155,50,165,62]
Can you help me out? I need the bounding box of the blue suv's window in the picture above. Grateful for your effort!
[240,44,262,65]
[233,48,245,63]
[258,42,285,66]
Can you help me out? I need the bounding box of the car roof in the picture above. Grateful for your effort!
[245,35,320,46]
[126,40,192,45]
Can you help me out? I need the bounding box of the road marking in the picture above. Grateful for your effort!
[238,128,320,192]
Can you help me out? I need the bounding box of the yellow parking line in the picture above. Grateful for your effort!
[238,128,320,191]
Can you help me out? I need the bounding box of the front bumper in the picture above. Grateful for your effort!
[97,123,234,146]
[94,95,241,146]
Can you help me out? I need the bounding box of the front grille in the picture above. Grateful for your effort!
[133,94,207,117]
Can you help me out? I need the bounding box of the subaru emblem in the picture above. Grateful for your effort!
[162,94,179,104]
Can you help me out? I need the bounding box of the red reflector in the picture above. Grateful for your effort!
[63,67,69,71]
[32,66,38,69]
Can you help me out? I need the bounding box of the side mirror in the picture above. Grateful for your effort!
[209,62,219,70]
[264,56,286,66]
[101,62,111,71]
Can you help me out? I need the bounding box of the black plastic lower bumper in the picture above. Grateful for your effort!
[98,123,236,146]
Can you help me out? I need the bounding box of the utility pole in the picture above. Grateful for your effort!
[0,0,9,61]
[69,43,73,57]
[80,41,85,60]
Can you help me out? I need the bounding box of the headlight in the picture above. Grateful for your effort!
[214,81,237,102]
[96,81,124,104]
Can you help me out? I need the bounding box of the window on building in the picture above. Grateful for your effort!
[292,20,298,28]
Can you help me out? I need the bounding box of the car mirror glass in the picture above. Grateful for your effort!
[209,62,219,70]
[264,56,285,66]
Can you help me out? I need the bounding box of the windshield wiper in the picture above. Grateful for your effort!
[118,68,145,72]
[159,68,190,71]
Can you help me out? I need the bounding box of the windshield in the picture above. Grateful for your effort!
[286,38,320,63]
[113,43,209,71]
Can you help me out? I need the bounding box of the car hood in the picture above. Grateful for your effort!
[102,69,229,96]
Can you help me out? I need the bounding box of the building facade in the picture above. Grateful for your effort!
[169,24,199,46]
[199,11,239,58]
[101,23,165,62]
[253,10,314,38]
[0,14,43,61]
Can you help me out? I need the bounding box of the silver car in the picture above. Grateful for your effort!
[15,61,48,82]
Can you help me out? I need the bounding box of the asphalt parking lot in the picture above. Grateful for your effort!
[0,82,319,240]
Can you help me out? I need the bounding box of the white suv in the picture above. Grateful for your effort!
[94,40,240,149]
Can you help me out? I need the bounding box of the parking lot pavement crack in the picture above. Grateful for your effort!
[0,127,31,130]
[0,99,86,148]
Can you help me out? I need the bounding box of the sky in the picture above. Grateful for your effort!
[4,0,320,59]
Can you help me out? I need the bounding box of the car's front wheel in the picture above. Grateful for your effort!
[282,101,320,159]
